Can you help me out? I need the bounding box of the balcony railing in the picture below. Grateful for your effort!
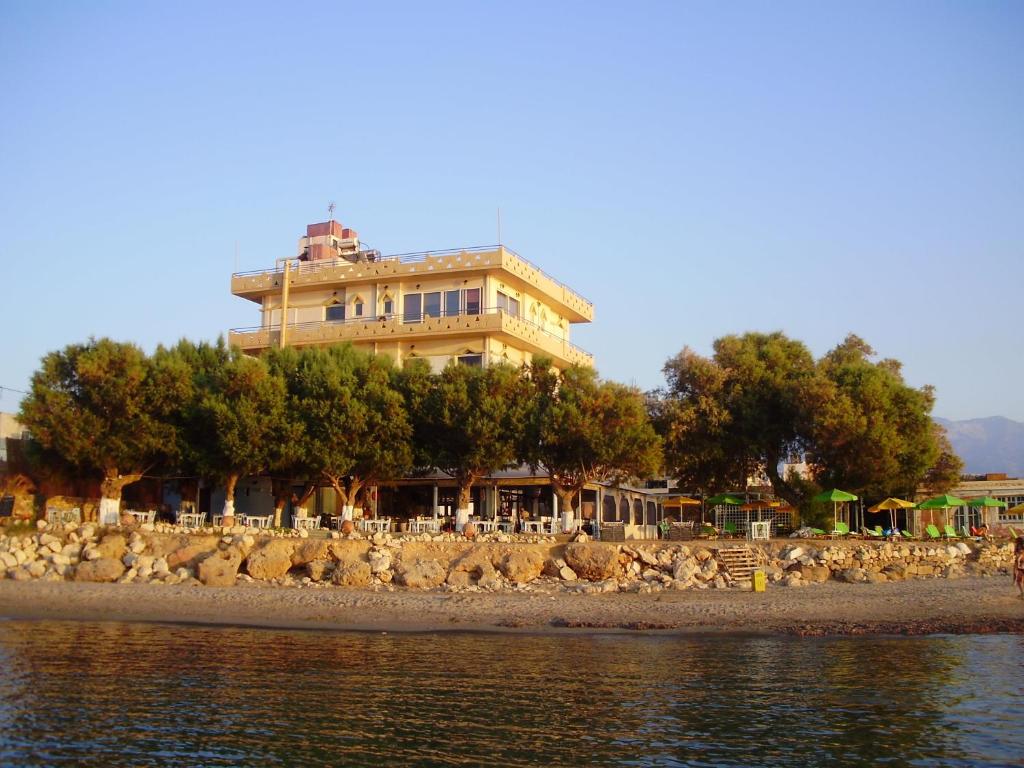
[231,244,593,310]
[229,306,593,362]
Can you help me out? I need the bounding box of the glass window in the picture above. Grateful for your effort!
[424,292,441,318]
[458,354,483,367]
[445,290,460,317]
[508,296,519,318]
[326,303,345,322]
[496,292,508,313]
[403,294,422,323]
[464,288,480,315]
[383,298,393,315]
[354,300,363,317]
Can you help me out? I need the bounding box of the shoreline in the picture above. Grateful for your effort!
[3,577,1023,638]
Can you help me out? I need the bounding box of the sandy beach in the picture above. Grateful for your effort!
[2,575,1023,637]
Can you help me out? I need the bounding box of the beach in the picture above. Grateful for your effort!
[2,575,1023,637]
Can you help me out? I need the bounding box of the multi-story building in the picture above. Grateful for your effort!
[228,218,594,371]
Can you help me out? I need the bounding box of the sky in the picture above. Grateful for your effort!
[1,1,1022,420]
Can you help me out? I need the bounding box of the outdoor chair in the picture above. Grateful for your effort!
[810,527,827,538]
[723,522,738,538]
[830,522,850,538]
[924,524,942,540]
[900,529,915,539]
[862,526,883,538]
[942,524,960,539]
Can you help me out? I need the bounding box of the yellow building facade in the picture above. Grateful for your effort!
[229,219,593,370]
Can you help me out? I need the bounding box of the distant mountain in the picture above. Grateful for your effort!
[935,416,1024,476]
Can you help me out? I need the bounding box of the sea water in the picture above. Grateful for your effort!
[0,621,1021,766]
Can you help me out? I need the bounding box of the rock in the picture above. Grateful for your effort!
[75,557,126,583]
[865,571,888,584]
[245,539,297,581]
[799,565,831,583]
[152,557,171,576]
[198,549,243,587]
[672,558,698,583]
[564,543,622,581]
[94,533,127,561]
[340,520,354,535]
[955,542,971,556]
[291,539,329,567]
[499,550,544,583]
[838,567,868,584]
[446,570,474,588]
[166,541,218,571]
[27,560,47,578]
[368,550,392,574]
[558,566,577,581]
[447,547,497,587]
[781,574,804,587]
[462,523,477,540]
[307,559,334,581]
[395,558,446,589]
[0,552,16,569]
[332,560,371,587]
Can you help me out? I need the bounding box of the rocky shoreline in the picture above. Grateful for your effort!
[1,519,1022,637]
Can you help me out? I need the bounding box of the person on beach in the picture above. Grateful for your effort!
[1014,537,1024,599]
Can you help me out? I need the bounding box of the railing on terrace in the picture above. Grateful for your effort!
[229,306,593,359]
[231,245,593,309]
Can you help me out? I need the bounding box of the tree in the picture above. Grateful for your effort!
[811,334,963,498]
[19,338,183,524]
[166,339,298,525]
[278,344,412,522]
[657,332,821,508]
[527,360,662,531]
[414,361,530,530]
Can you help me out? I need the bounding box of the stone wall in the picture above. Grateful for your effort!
[0,519,1015,594]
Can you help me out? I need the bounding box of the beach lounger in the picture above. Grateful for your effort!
[830,522,850,538]
[862,526,883,538]
[809,528,827,538]
[943,525,960,539]
[900,529,915,539]
[924,524,942,540]
[723,522,738,538]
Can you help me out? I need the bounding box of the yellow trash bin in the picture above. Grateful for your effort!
[752,570,767,592]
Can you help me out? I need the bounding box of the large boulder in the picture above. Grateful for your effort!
[167,541,220,571]
[395,558,446,589]
[307,559,334,581]
[197,548,243,587]
[499,550,544,583]
[93,533,127,561]
[245,539,297,581]
[798,565,831,583]
[292,539,329,567]
[447,547,497,587]
[565,543,622,581]
[332,560,371,587]
[75,557,126,583]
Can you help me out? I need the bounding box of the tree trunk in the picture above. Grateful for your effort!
[325,474,353,521]
[99,468,143,526]
[222,473,239,527]
[554,483,580,533]
[455,480,473,532]
[271,478,292,528]
[346,478,364,522]
[765,450,805,510]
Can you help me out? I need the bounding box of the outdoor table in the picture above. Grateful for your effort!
[292,516,321,531]
[471,519,498,533]
[177,512,207,528]
[357,518,391,533]
[520,520,544,534]
[128,510,156,525]
[243,514,273,528]
[46,508,81,525]
[409,519,440,534]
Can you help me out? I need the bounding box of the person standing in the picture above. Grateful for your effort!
[1014,537,1024,599]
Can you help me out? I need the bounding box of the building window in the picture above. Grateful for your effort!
[354,299,363,317]
[326,303,345,322]
[382,297,394,315]
[445,290,460,317]
[424,291,441,319]
[496,291,519,318]
[458,354,483,367]
[464,288,481,315]
[403,294,422,323]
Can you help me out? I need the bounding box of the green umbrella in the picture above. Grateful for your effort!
[966,496,1008,509]
[813,488,858,531]
[705,493,744,506]
[917,494,967,509]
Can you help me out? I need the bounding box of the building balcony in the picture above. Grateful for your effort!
[230,245,594,323]
[228,307,594,368]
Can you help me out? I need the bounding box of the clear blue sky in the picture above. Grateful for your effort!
[2,1,1021,420]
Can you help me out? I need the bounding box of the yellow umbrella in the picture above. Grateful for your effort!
[867,497,916,532]
[662,496,701,508]
[1007,502,1024,516]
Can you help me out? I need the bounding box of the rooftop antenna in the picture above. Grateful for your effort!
[327,201,336,221]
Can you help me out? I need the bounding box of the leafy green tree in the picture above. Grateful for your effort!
[414,361,530,529]
[811,334,962,498]
[164,339,298,525]
[276,344,412,521]
[19,338,184,523]
[527,360,662,530]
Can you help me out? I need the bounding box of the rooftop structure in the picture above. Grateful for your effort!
[229,218,594,370]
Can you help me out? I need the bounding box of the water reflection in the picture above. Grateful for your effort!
[0,621,1021,766]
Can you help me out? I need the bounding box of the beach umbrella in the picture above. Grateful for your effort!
[705,493,744,506]
[813,488,858,530]
[1007,502,1024,516]
[966,496,1008,528]
[917,493,967,529]
[867,497,916,532]
[740,499,781,523]
[662,495,701,523]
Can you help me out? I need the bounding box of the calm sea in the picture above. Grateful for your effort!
[0,620,1021,766]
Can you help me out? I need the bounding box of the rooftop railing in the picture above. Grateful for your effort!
[231,244,593,309]
[229,305,593,360]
